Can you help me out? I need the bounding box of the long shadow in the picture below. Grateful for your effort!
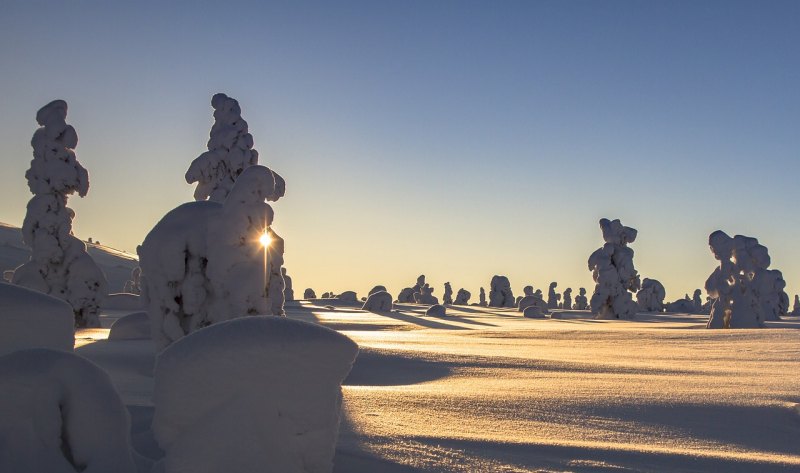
[426,313,498,327]
[343,348,453,386]
[375,310,472,330]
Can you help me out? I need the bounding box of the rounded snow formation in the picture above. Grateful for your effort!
[489,276,515,307]
[523,305,546,319]
[108,311,151,341]
[413,283,439,304]
[103,292,142,311]
[518,295,548,314]
[705,231,788,328]
[454,288,471,305]
[362,291,393,312]
[152,316,358,473]
[13,100,108,328]
[426,304,446,317]
[664,298,696,313]
[0,282,74,357]
[337,291,359,303]
[397,275,425,303]
[282,268,294,301]
[574,288,589,310]
[139,165,286,350]
[636,278,666,312]
[368,285,387,296]
[0,348,136,473]
[304,288,316,299]
[588,218,640,320]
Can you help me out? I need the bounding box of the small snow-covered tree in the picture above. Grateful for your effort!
[12,100,107,327]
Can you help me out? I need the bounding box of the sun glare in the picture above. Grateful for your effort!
[259,232,272,247]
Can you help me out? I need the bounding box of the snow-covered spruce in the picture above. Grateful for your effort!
[12,100,108,328]
[0,282,74,356]
[151,316,358,473]
[573,288,588,310]
[397,275,425,303]
[489,276,515,307]
[0,349,136,473]
[562,288,573,310]
[518,286,548,314]
[547,282,560,309]
[636,278,666,312]
[479,287,487,306]
[413,284,439,304]
[588,218,641,320]
[123,266,141,294]
[138,165,285,350]
[443,282,453,304]
[304,288,316,299]
[362,291,393,312]
[185,93,260,202]
[282,268,294,301]
[454,288,471,305]
[705,231,787,328]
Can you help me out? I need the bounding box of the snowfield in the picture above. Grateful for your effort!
[74,302,800,472]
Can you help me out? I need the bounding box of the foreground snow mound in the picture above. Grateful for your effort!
[362,291,393,312]
[0,349,136,473]
[152,316,359,473]
[0,282,73,356]
[426,304,446,317]
[108,311,151,340]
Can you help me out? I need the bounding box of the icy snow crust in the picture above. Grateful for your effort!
[0,348,136,473]
[12,100,108,327]
[0,282,74,356]
[152,316,358,473]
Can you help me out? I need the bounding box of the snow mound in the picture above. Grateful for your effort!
[108,312,151,341]
[304,288,316,299]
[426,304,446,317]
[362,291,393,312]
[0,282,74,356]
[152,316,358,473]
[518,295,548,314]
[523,305,546,318]
[337,291,358,303]
[0,348,135,473]
[103,292,142,311]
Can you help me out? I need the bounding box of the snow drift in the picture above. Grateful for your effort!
[0,282,74,356]
[0,348,136,473]
[151,316,358,473]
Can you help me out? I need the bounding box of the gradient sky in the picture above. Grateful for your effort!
[1,0,799,301]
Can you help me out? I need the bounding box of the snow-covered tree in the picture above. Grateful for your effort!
[12,100,107,327]
[139,165,286,349]
[588,218,640,319]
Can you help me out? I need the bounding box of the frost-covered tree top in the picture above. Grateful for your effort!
[185,93,264,202]
[26,100,89,198]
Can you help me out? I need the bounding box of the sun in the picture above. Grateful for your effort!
[259,232,272,247]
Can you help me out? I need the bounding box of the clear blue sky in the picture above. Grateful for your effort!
[1,0,798,301]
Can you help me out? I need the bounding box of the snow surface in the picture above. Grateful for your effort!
[108,312,150,341]
[151,316,358,473]
[0,282,74,356]
[0,348,136,473]
[67,302,800,472]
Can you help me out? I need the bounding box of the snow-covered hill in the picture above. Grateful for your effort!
[0,222,138,292]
